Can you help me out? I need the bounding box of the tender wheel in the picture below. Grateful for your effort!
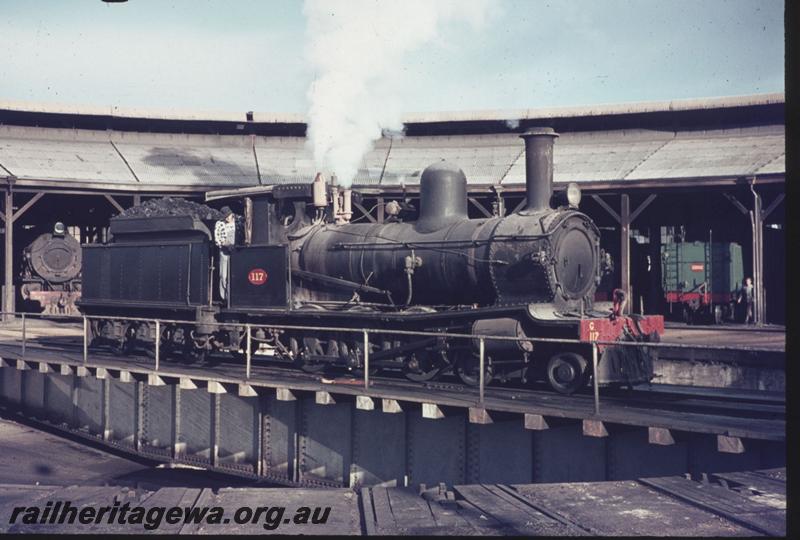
[546,352,588,395]
[455,351,494,387]
[403,350,445,382]
[292,337,326,374]
[112,324,135,356]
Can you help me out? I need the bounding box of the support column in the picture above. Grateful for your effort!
[759,193,784,324]
[620,194,631,314]
[3,187,13,319]
[750,183,764,325]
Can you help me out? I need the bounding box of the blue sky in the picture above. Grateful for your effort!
[0,0,784,114]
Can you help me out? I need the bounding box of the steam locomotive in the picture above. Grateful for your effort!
[78,128,663,394]
[20,222,82,315]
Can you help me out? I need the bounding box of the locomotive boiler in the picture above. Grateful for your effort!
[79,128,663,394]
[296,130,597,312]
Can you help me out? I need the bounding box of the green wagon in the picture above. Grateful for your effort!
[660,241,744,324]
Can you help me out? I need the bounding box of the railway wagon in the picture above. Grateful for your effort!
[661,241,744,324]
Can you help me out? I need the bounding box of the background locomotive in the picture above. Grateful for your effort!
[78,128,663,394]
[20,222,82,315]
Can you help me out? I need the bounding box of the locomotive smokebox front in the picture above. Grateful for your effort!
[488,128,599,308]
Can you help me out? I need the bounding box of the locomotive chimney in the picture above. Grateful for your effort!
[519,127,559,213]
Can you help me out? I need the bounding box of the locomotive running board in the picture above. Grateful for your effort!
[225,303,583,328]
[526,303,610,327]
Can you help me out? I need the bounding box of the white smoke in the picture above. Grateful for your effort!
[303,0,492,187]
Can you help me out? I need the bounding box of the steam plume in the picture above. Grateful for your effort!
[303,0,492,187]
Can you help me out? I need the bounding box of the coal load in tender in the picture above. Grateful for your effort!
[117,197,225,221]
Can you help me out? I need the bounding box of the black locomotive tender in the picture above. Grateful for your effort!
[80,128,664,394]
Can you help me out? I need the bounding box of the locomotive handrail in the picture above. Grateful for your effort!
[331,233,556,249]
[0,310,784,353]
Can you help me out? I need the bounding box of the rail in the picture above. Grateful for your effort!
[0,311,784,416]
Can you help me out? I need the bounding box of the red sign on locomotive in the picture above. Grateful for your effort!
[248,268,268,285]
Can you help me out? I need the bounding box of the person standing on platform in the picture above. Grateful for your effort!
[737,277,755,324]
[214,206,237,301]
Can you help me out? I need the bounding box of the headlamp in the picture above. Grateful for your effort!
[566,182,581,208]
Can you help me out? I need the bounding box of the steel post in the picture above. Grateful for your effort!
[3,189,13,322]
[479,337,485,405]
[21,313,26,357]
[83,316,88,364]
[154,320,160,371]
[172,385,182,459]
[245,324,252,379]
[751,182,764,325]
[134,381,144,452]
[363,330,369,389]
[102,377,111,441]
[620,194,631,314]
[592,342,600,414]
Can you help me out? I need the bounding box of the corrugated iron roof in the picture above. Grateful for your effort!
[0,137,135,184]
[114,142,258,186]
[622,126,785,181]
[376,134,522,185]
[0,123,784,192]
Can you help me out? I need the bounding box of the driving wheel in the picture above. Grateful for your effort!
[546,352,588,394]
[455,350,494,387]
